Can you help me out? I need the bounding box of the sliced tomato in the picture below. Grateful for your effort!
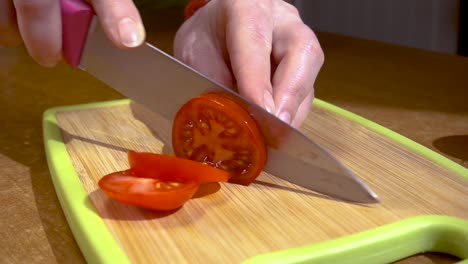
[184,0,209,19]
[127,150,230,183]
[98,151,230,211]
[98,170,199,211]
[172,92,267,185]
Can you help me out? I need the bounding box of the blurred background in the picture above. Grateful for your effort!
[295,0,466,56]
[138,0,467,56]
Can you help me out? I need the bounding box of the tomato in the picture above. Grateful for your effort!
[184,0,209,19]
[98,151,230,211]
[128,150,230,183]
[98,170,199,211]
[172,92,267,185]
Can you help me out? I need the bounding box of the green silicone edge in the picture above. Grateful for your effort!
[43,101,131,264]
[43,99,468,263]
[313,99,468,179]
[243,215,468,264]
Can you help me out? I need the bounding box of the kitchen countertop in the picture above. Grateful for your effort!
[0,7,466,264]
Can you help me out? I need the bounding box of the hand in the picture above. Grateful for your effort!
[174,0,324,128]
[0,0,145,67]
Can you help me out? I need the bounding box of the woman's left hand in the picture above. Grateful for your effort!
[174,0,324,128]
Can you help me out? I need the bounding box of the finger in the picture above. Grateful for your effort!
[224,0,276,113]
[13,0,61,66]
[174,18,234,88]
[0,0,22,46]
[271,22,324,125]
[291,91,313,128]
[91,0,145,49]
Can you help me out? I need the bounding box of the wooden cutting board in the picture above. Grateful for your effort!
[43,99,468,264]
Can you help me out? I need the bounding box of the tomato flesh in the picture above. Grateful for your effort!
[98,151,230,211]
[128,150,230,183]
[172,93,267,185]
[99,170,199,211]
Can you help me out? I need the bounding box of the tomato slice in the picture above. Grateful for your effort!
[98,151,230,211]
[98,170,199,211]
[128,150,230,183]
[172,92,267,185]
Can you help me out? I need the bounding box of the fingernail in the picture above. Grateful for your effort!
[278,111,291,124]
[118,18,145,47]
[36,55,60,67]
[38,59,58,68]
[263,91,276,114]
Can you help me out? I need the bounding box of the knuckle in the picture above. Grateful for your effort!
[279,83,310,111]
[306,41,325,66]
[247,23,272,50]
[282,1,300,16]
[223,0,273,50]
[174,29,197,66]
[290,84,309,104]
[294,25,324,65]
[252,0,272,13]
[228,0,272,11]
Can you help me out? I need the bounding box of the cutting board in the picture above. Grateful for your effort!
[43,99,468,264]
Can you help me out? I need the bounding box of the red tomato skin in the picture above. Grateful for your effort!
[127,150,230,183]
[172,92,267,185]
[98,170,200,211]
[184,0,209,19]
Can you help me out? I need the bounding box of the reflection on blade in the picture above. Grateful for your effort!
[79,20,379,203]
[247,102,379,204]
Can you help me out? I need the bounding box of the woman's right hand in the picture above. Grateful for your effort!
[0,0,146,67]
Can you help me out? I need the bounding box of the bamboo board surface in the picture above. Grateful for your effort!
[53,101,468,263]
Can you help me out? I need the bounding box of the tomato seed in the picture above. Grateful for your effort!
[218,130,238,139]
[190,144,214,162]
[183,130,192,137]
[226,127,239,134]
[237,155,250,161]
[185,121,194,129]
[200,122,210,129]
[183,147,193,157]
[235,160,247,167]
[219,164,229,170]
[167,182,181,187]
[216,113,227,123]
[204,108,214,119]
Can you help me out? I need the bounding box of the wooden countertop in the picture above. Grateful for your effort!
[0,8,466,264]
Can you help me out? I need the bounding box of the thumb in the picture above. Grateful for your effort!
[91,0,145,49]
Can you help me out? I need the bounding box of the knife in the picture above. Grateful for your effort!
[61,0,379,204]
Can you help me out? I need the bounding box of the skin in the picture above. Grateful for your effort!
[175,0,324,127]
[0,0,323,128]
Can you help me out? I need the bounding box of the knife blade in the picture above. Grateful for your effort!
[61,0,379,203]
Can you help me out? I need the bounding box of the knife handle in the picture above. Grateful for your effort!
[60,0,95,67]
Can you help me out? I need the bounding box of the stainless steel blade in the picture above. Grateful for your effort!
[79,18,379,203]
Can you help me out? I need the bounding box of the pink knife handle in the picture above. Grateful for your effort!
[60,0,95,67]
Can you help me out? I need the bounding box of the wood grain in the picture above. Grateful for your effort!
[55,102,468,263]
[1,6,466,264]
